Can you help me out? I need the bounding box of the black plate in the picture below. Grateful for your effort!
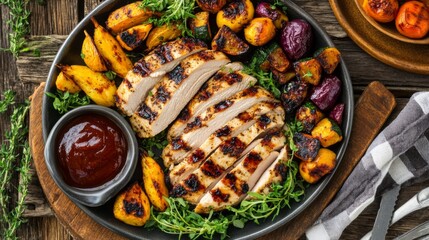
[42,1,354,239]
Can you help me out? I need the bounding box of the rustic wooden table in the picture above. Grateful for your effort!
[1,0,429,239]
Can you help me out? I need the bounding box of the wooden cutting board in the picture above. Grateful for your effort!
[29,81,396,240]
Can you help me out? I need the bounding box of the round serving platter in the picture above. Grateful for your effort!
[329,0,429,75]
[42,0,353,239]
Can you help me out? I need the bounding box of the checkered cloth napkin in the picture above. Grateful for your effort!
[306,92,429,240]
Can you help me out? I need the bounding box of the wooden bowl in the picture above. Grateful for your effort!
[355,0,429,45]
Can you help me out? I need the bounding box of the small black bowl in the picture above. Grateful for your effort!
[44,105,138,207]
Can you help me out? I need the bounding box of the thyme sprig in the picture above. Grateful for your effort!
[45,90,90,114]
[0,94,31,240]
[140,0,195,36]
[140,130,168,159]
[0,90,15,113]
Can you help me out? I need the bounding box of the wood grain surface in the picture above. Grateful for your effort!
[0,0,428,239]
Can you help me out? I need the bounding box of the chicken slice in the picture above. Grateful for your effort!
[130,50,230,138]
[168,103,284,186]
[162,86,277,167]
[167,62,257,140]
[170,114,285,205]
[194,132,286,213]
[248,147,289,197]
[116,37,207,116]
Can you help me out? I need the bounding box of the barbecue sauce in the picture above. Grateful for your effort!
[56,114,127,188]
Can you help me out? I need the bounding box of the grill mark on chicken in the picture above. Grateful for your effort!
[200,159,224,178]
[197,50,217,61]
[171,138,191,151]
[257,114,272,128]
[219,137,246,157]
[275,163,288,181]
[186,117,202,131]
[214,100,233,112]
[237,112,252,122]
[155,85,171,103]
[261,131,281,148]
[184,174,204,192]
[133,60,152,76]
[211,189,230,203]
[123,78,133,89]
[191,149,205,163]
[243,151,264,174]
[215,126,232,137]
[178,108,191,121]
[167,65,186,84]
[224,73,243,85]
[242,86,259,97]
[170,184,187,197]
[137,103,157,122]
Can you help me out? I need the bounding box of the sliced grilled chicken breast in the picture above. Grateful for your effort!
[130,50,230,138]
[170,113,284,205]
[248,147,289,197]
[162,87,277,167]
[194,132,286,213]
[169,103,284,185]
[116,37,207,116]
[168,103,284,186]
[167,62,257,140]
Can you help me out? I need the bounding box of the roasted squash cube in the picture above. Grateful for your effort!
[272,69,295,85]
[314,47,341,74]
[296,102,324,133]
[216,0,254,32]
[113,182,151,226]
[299,148,336,184]
[268,47,290,73]
[116,23,153,51]
[311,118,343,147]
[294,58,322,85]
[190,11,212,42]
[212,25,250,56]
[281,78,308,114]
[293,132,321,161]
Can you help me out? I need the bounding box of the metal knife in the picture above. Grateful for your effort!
[394,219,429,240]
[371,184,401,240]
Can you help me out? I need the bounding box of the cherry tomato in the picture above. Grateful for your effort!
[396,1,429,38]
[363,0,399,23]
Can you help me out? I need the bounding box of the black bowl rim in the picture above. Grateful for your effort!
[44,104,139,207]
[42,0,354,239]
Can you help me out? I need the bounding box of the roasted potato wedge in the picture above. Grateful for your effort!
[59,65,117,107]
[92,18,133,78]
[294,58,322,86]
[55,72,81,93]
[81,30,108,72]
[299,148,336,184]
[212,25,250,56]
[142,154,169,211]
[296,101,324,133]
[116,23,153,51]
[145,24,182,50]
[106,1,155,34]
[293,132,321,161]
[216,0,254,32]
[244,17,276,46]
[113,182,151,226]
[314,47,341,74]
[196,0,227,13]
[311,118,343,147]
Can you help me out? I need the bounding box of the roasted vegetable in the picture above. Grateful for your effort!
[272,69,295,85]
[281,19,313,61]
[92,18,133,78]
[216,0,254,32]
[190,11,212,42]
[396,1,429,38]
[196,0,227,13]
[281,78,308,114]
[311,118,343,147]
[310,75,342,111]
[293,132,321,161]
[212,25,250,56]
[58,65,117,107]
[296,102,324,133]
[329,103,345,125]
[145,24,182,50]
[244,17,276,46]
[251,42,281,69]
[294,58,322,85]
[116,23,153,51]
[106,1,155,34]
[268,47,290,73]
[255,2,288,29]
[299,148,336,184]
[81,30,108,72]
[55,72,81,94]
[113,182,151,226]
[362,0,399,23]
[314,47,341,74]
[142,154,169,211]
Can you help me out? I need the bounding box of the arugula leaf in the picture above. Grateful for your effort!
[243,64,282,99]
[284,120,303,154]
[140,130,169,159]
[104,71,117,80]
[45,90,90,114]
[140,0,195,36]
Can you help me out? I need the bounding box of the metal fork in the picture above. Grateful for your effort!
[361,186,429,240]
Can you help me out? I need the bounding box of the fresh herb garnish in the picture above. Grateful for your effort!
[45,90,90,114]
[140,0,195,36]
[147,161,304,239]
[284,119,303,154]
[140,130,169,159]
[244,62,282,99]
[0,93,31,239]
[272,0,288,13]
[0,90,16,113]
[104,70,117,80]
[80,53,85,59]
